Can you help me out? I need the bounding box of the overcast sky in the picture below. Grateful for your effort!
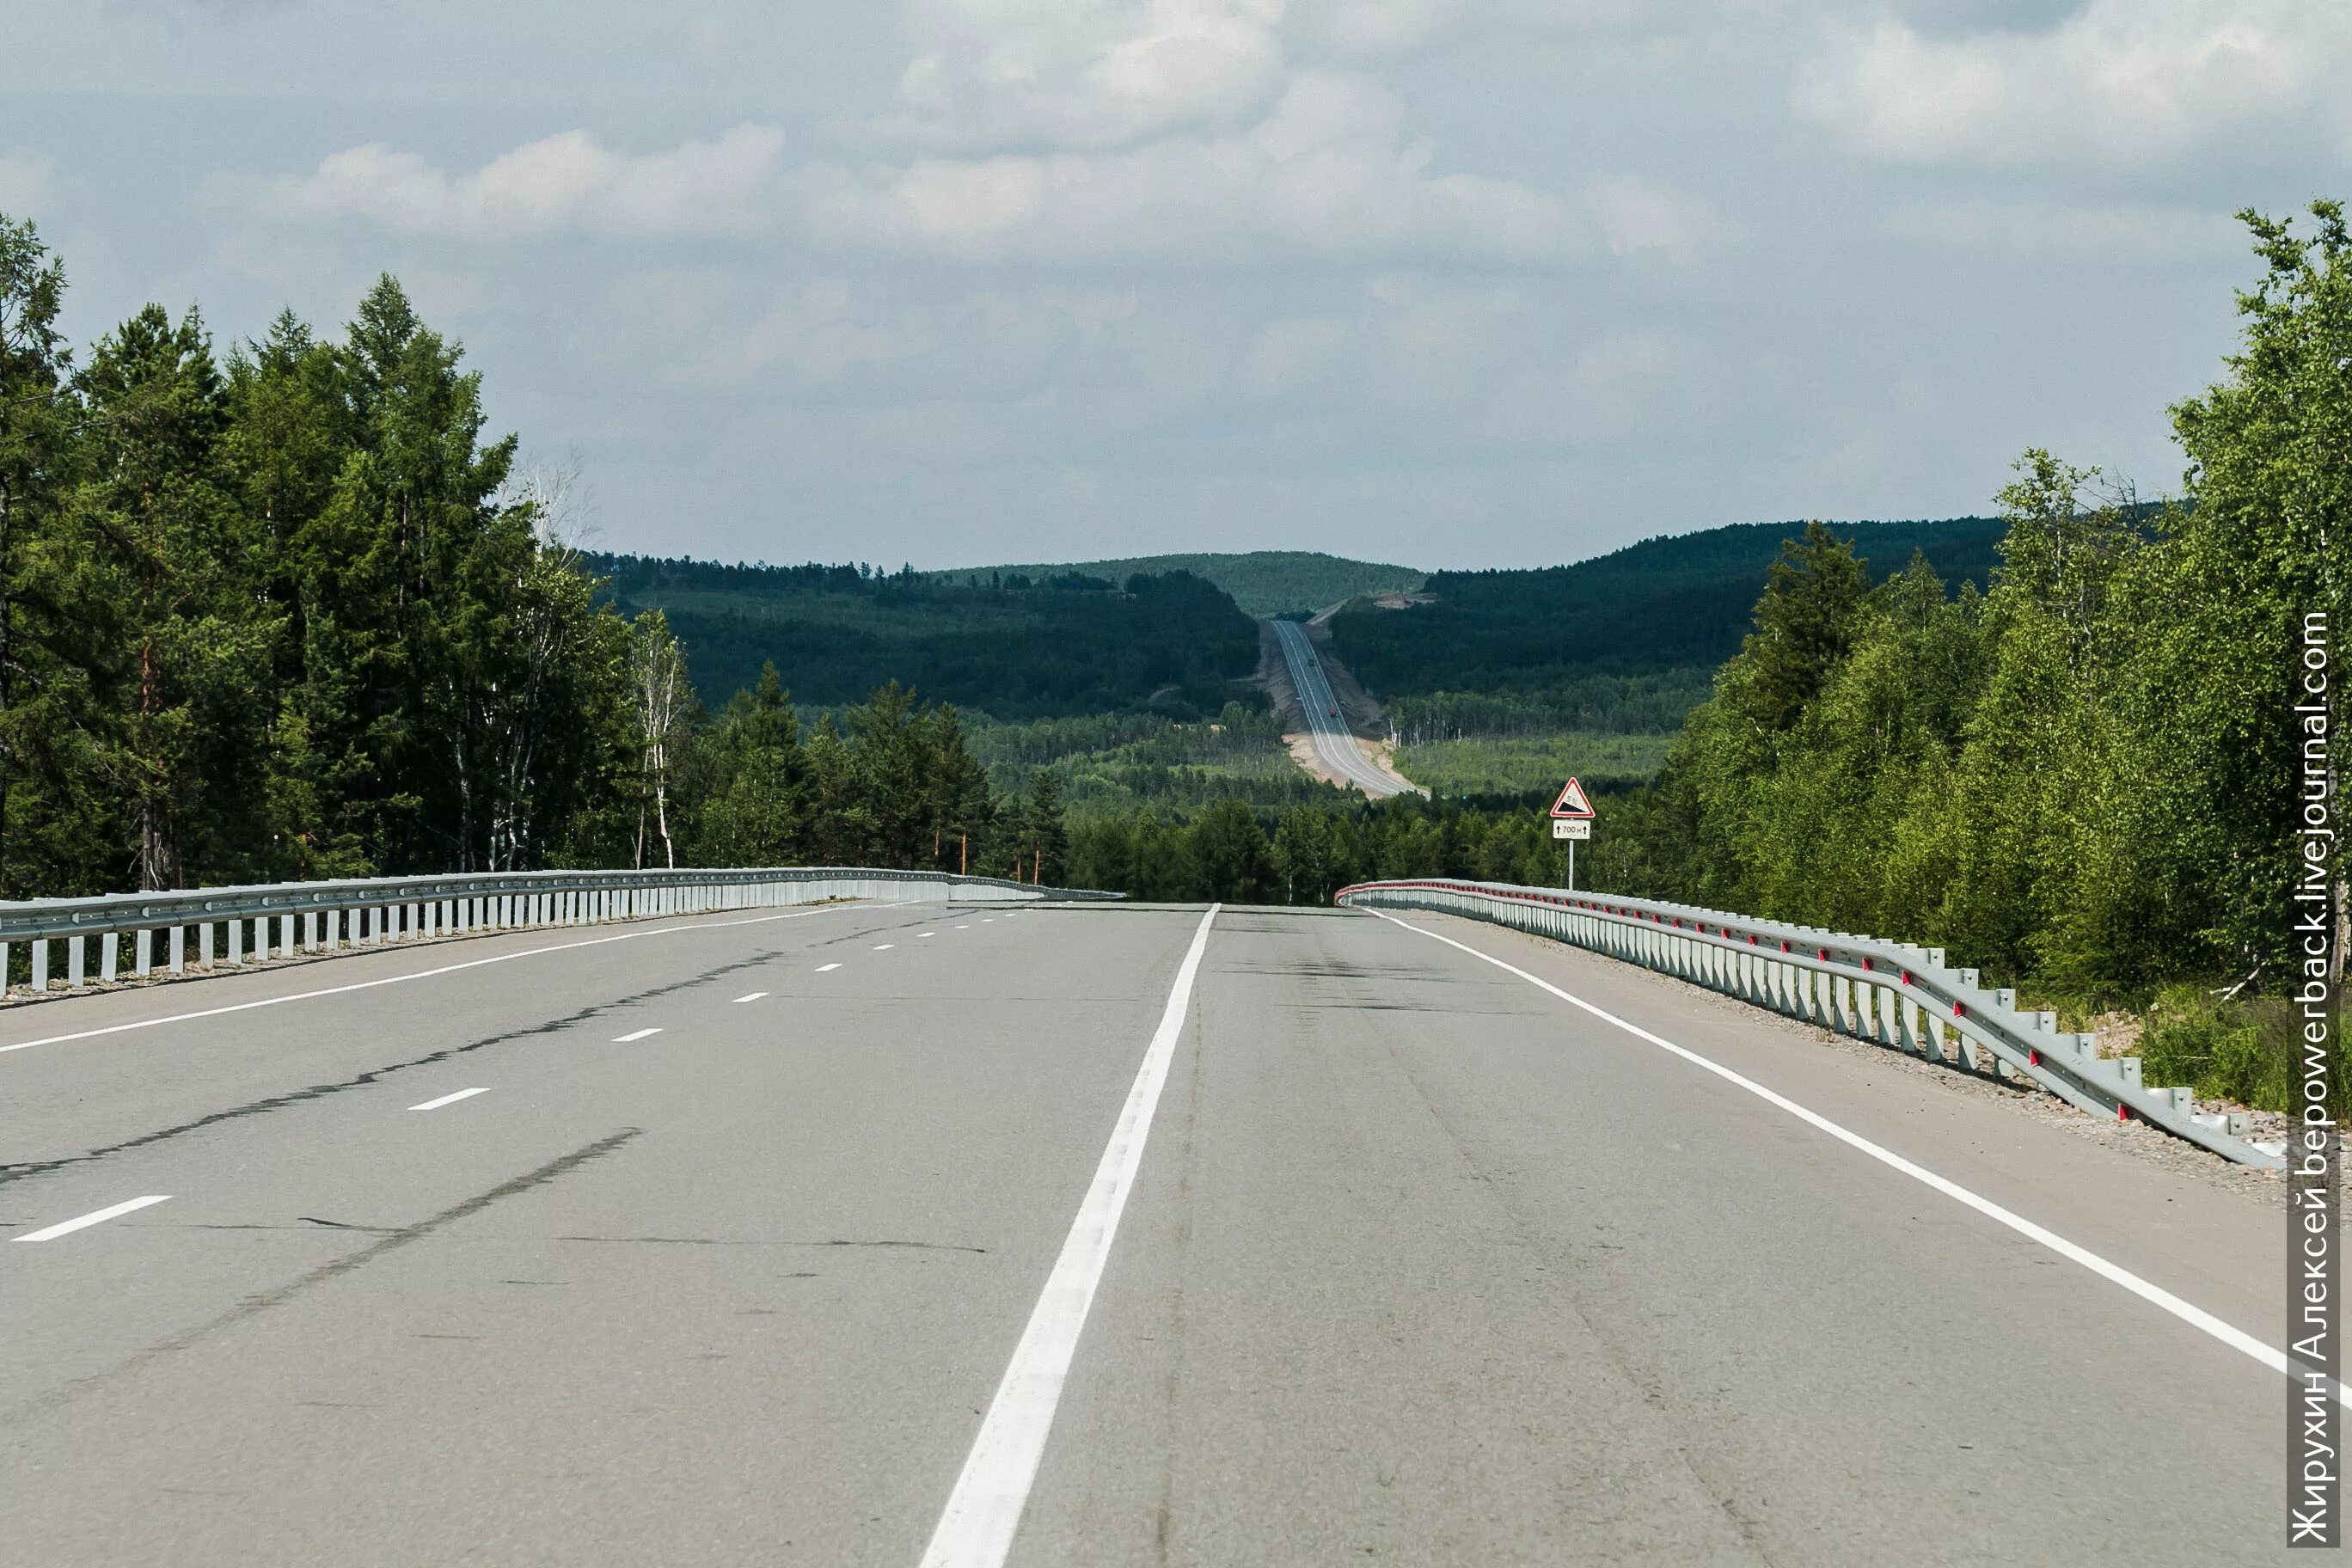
[3,2,2343,570]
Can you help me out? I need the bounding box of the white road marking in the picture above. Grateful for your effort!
[409,1087,490,1112]
[954,924,971,930]
[733,991,769,1003]
[15,1195,172,1242]
[917,932,936,938]
[817,963,842,972]
[1371,910,2352,1409]
[0,902,864,1059]
[919,904,1220,1568]
[612,1027,662,1043]
[873,943,896,951]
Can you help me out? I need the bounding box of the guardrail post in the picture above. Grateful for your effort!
[34,937,49,991]
[68,933,86,986]
[168,925,185,975]
[133,928,151,977]
[100,931,118,983]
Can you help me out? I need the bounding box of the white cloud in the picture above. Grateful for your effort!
[1883,198,2246,259]
[692,280,927,384]
[1303,0,1473,58]
[0,150,57,214]
[800,71,1584,262]
[1798,0,2352,165]
[875,0,1289,150]
[273,124,787,239]
[1585,175,1736,263]
[1242,311,1360,393]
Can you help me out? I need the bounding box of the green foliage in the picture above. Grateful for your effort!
[1063,791,1613,905]
[1583,204,2349,1020]
[1391,732,1675,799]
[2135,985,2291,1113]
[590,553,1258,720]
[930,550,1424,618]
[1329,516,2007,697]
[1386,671,1713,744]
[970,701,1332,819]
[0,223,650,891]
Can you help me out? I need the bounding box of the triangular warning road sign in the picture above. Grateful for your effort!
[1549,777,1596,819]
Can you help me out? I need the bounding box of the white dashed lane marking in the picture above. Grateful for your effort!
[613,1027,663,1043]
[15,1195,173,1243]
[409,1087,491,1112]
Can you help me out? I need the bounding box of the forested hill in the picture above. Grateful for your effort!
[1331,516,2006,697]
[931,551,1424,617]
[588,555,1259,719]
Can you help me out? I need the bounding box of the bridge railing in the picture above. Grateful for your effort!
[1337,877,2282,1170]
[0,867,1118,1000]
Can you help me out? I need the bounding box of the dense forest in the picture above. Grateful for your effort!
[1330,515,2008,700]
[593,553,1258,719]
[0,215,1084,895]
[931,550,1424,618]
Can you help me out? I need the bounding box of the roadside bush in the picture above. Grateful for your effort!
[2135,985,2302,1114]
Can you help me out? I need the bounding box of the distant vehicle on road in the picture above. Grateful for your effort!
[1327,707,1338,718]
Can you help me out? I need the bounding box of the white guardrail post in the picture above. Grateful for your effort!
[1335,878,2281,1171]
[0,867,1118,1007]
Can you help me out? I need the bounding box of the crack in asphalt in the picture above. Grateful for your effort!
[6,1129,641,1423]
[553,1234,986,1253]
[0,954,778,1189]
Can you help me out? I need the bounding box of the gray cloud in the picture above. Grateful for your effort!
[0,0,2337,573]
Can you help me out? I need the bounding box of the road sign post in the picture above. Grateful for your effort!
[1548,777,1596,891]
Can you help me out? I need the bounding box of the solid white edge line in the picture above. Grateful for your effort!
[1367,909,2352,1408]
[408,1087,491,1112]
[15,1194,173,1242]
[918,903,1221,1568]
[612,1027,663,1043]
[732,991,769,1003]
[0,903,861,1058]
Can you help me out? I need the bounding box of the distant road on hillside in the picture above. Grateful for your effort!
[1271,619,1421,799]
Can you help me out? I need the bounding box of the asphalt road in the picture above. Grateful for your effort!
[1270,618,1417,798]
[0,897,2316,1565]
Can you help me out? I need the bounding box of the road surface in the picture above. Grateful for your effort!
[0,897,2313,1565]
[1269,617,1418,798]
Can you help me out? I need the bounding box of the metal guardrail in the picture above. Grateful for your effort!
[0,867,1118,999]
[1337,878,2282,1170]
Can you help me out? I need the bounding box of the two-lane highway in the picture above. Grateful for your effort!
[1270,618,1419,798]
[0,897,2316,1565]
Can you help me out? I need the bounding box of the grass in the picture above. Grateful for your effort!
[971,708,1337,819]
[2133,983,2345,1117]
[1393,732,1677,798]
